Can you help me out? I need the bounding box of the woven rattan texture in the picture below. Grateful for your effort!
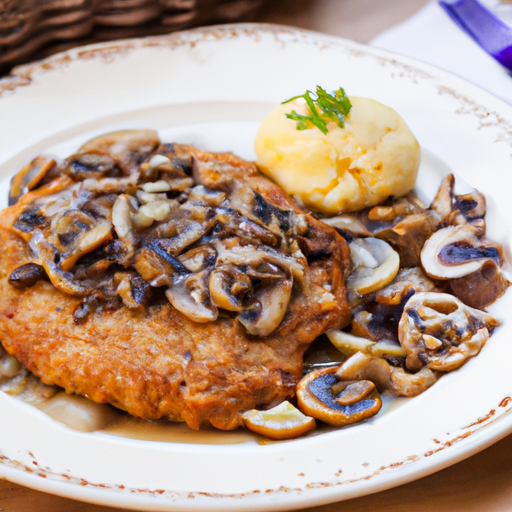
[0,0,266,71]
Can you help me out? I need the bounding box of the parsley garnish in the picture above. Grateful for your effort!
[282,86,352,134]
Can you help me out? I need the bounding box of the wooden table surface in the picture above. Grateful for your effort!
[4,1,512,511]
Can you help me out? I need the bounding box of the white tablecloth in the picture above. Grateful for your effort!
[371,0,512,104]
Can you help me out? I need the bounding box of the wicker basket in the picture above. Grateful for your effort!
[0,0,267,72]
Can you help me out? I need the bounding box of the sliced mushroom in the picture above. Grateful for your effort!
[8,263,47,289]
[83,194,117,221]
[165,269,218,323]
[215,208,279,248]
[82,174,139,194]
[7,141,319,338]
[35,182,91,219]
[398,292,500,372]
[431,174,486,230]
[150,202,212,241]
[215,241,305,285]
[238,277,293,336]
[335,351,438,397]
[388,365,438,397]
[159,221,210,256]
[297,366,382,426]
[331,380,377,405]
[243,260,290,281]
[29,231,98,297]
[62,151,117,181]
[226,184,276,232]
[49,210,113,271]
[72,247,120,279]
[327,329,406,358]
[113,271,151,309]
[154,144,193,175]
[9,156,56,205]
[79,129,160,174]
[209,266,252,312]
[421,224,502,279]
[135,246,178,287]
[141,242,216,322]
[430,174,454,220]
[12,207,47,237]
[347,238,400,296]
[189,185,226,207]
[178,245,217,273]
[138,239,195,282]
[12,182,90,240]
[348,267,438,343]
[251,191,294,237]
[323,195,440,268]
[454,190,486,220]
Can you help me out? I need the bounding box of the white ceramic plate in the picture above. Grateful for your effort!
[1,23,512,512]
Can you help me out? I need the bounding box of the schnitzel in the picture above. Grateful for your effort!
[0,131,351,430]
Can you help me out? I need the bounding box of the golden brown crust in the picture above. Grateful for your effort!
[0,146,351,430]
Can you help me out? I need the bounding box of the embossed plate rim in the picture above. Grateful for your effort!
[1,22,512,511]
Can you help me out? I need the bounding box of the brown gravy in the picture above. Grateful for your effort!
[100,414,261,445]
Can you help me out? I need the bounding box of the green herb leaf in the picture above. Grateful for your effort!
[282,86,352,134]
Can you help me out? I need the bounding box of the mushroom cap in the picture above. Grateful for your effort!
[79,129,160,173]
[347,237,400,296]
[420,224,500,279]
[63,152,117,181]
[238,278,293,337]
[49,210,112,271]
[297,366,382,426]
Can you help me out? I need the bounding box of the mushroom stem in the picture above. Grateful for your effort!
[335,352,438,397]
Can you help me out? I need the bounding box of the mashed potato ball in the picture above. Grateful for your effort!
[254,97,420,214]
